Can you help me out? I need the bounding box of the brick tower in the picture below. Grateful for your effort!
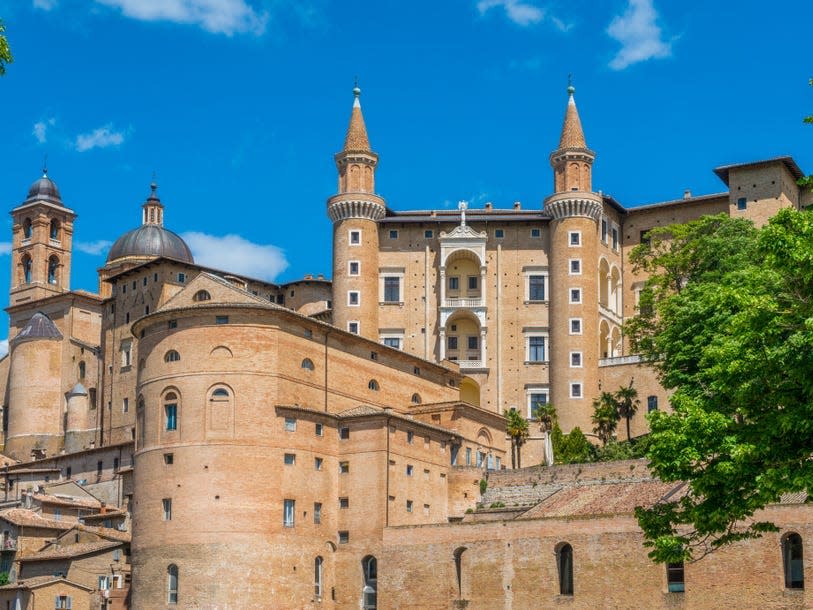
[328,85,385,340]
[545,85,603,433]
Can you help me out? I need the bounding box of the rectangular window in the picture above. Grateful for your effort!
[528,392,548,419]
[348,261,360,276]
[406,500,413,513]
[570,383,583,399]
[467,276,478,290]
[389,229,398,239]
[448,276,459,291]
[348,321,359,334]
[168,319,177,329]
[424,229,433,238]
[284,417,296,432]
[122,397,129,413]
[215,315,229,325]
[647,396,659,412]
[612,227,619,250]
[424,503,430,515]
[383,337,401,349]
[99,575,110,591]
[315,422,324,436]
[570,288,581,304]
[314,457,323,471]
[121,342,132,368]
[570,352,582,367]
[164,403,177,431]
[737,197,747,211]
[640,229,652,246]
[55,596,72,609]
[601,218,608,243]
[349,230,361,245]
[407,431,414,444]
[163,453,174,465]
[339,497,349,509]
[467,335,478,350]
[569,259,581,275]
[528,336,546,362]
[530,228,541,238]
[570,318,582,335]
[406,464,414,476]
[339,426,350,440]
[339,461,349,474]
[528,275,546,301]
[495,229,504,238]
[178,272,186,283]
[284,453,296,465]
[314,502,322,524]
[383,277,400,302]
[348,291,360,306]
[338,531,349,544]
[667,562,685,593]
[447,336,458,351]
[283,499,295,527]
[476,451,484,467]
[465,447,472,465]
[162,498,172,521]
[569,231,581,246]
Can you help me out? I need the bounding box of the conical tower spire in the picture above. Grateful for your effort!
[343,83,371,152]
[549,81,595,194]
[558,84,587,149]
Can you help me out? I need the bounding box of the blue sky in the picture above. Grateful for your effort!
[0,0,811,348]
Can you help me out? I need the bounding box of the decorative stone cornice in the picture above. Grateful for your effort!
[549,148,596,166]
[327,193,386,223]
[543,192,603,222]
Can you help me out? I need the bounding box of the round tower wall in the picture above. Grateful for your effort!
[331,217,380,340]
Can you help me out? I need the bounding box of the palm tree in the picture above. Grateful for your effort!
[505,408,529,469]
[532,401,557,433]
[591,391,619,446]
[615,379,640,442]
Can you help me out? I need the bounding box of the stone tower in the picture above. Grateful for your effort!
[545,85,603,433]
[328,85,385,340]
[10,169,75,306]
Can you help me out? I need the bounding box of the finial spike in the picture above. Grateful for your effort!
[567,73,575,96]
[352,76,361,104]
[42,154,48,177]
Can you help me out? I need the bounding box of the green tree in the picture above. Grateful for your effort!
[630,208,813,563]
[591,390,619,446]
[532,401,557,433]
[799,78,812,191]
[551,425,594,464]
[615,380,640,442]
[0,20,12,76]
[505,407,529,469]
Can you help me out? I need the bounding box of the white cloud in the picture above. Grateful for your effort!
[0,242,11,255]
[181,232,289,282]
[477,0,544,26]
[607,0,671,70]
[75,124,126,152]
[75,240,113,255]
[33,0,59,10]
[94,0,268,36]
[0,340,7,359]
[32,118,56,144]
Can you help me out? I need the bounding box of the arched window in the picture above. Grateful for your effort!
[193,290,211,302]
[556,543,573,596]
[211,388,229,398]
[21,255,32,285]
[301,358,315,371]
[164,392,178,431]
[22,218,32,239]
[783,533,804,589]
[368,379,379,391]
[362,555,377,610]
[164,350,181,363]
[167,564,178,604]
[47,256,59,285]
[411,393,422,405]
[78,361,86,380]
[314,556,324,598]
[49,219,60,240]
[453,547,467,599]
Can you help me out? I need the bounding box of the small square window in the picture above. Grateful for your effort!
[339,461,349,474]
[570,318,582,335]
[168,319,177,329]
[570,352,582,367]
[215,316,229,325]
[406,464,414,476]
[406,500,413,512]
[163,453,174,465]
[389,229,398,239]
[495,229,504,238]
[447,336,458,350]
[407,431,414,444]
[284,453,296,465]
[737,197,747,211]
[569,231,581,246]
[348,291,360,306]
[349,261,360,276]
[348,321,359,335]
[339,427,350,440]
[315,457,323,470]
[284,417,296,432]
[530,228,541,238]
[569,259,581,275]
[370,351,378,360]
[570,288,581,304]
[349,230,361,245]
[178,273,186,283]
[424,229,433,238]
[315,422,324,436]
[570,383,583,399]
[448,276,459,291]
[338,531,349,544]
[339,497,349,509]
[647,395,659,412]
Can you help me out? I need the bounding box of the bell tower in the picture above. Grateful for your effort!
[10,167,75,306]
[328,84,385,339]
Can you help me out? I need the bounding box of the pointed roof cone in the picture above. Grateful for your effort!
[13,312,63,345]
[557,85,587,149]
[343,85,372,152]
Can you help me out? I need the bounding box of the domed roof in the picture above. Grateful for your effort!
[13,312,63,345]
[25,171,63,206]
[106,224,194,264]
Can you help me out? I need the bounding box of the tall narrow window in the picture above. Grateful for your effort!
[22,255,32,284]
[528,336,546,362]
[23,218,32,239]
[362,555,377,610]
[283,499,295,527]
[49,219,60,240]
[666,561,685,592]
[528,275,546,301]
[78,361,86,379]
[48,256,59,285]
[162,498,172,521]
[164,392,178,431]
[383,277,400,303]
[453,547,466,598]
[783,533,804,589]
[167,564,179,604]
[557,543,573,595]
[314,556,324,598]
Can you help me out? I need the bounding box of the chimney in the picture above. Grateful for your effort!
[316,274,324,280]
[304,274,313,280]
[484,202,493,211]
[513,201,521,210]
[683,189,692,200]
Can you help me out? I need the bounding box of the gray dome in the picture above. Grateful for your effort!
[25,174,63,206]
[13,312,63,345]
[106,224,194,264]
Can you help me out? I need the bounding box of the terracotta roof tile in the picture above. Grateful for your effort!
[32,493,102,509]
[20,540,121,562]
[343,95,371,152]
[0,575,93,591]
[0,508,72,530]
[557,93,587,150]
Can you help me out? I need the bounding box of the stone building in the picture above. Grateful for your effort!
[0,84,809,608]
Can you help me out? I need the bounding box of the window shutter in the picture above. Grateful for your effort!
[67,597,73,609]
[55,596,60,608]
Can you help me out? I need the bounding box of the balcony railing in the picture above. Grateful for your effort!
[443,297,484,308]
[458,360,486,370]
[598,355,643,367]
